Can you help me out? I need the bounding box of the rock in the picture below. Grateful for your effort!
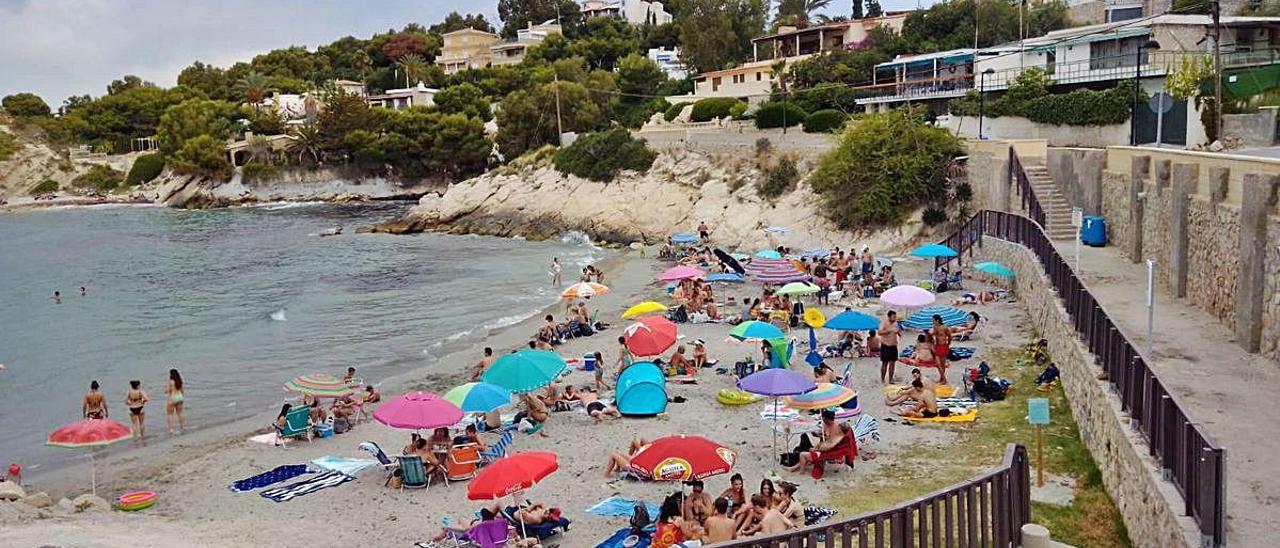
[57,498,75,512]
[0,481,25,501]
[71,494,110,513]
[21,492,52,508]
[1208,140,1224,152]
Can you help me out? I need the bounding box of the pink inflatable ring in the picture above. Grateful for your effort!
[115,490,157,511]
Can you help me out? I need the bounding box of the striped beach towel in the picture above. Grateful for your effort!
[260,470,354,502]
[228,464,310,493]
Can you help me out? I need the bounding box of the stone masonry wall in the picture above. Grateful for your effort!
[974,238,1201,548]
[1186,198,1242,326]
[1101,171,1134,258]
[1265,220,1280,358]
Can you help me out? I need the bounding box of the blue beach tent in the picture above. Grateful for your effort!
[616,362,668,416]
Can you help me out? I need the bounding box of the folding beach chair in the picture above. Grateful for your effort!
[396,455,429,489]
[358,441,400,483]
[446,444,481,482]
[479,430,514,465]
[274,406,313,446]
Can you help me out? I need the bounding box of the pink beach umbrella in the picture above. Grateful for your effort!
[46,418,133,496]
[658,265,706,282]
[372,391,464,430]
[879,285,937,308]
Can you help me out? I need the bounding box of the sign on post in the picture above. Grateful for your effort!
[1070,208,1083,228]
[1028,397,1050,487]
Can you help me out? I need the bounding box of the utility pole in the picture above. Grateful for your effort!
[1019,0,1026,70]
[554,72,564,145]
[1211,0,1224,143]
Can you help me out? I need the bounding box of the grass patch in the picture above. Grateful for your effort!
[826,345,1130,547]
[0,130,21,161]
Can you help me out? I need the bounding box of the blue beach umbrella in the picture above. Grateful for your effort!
[909,243,958,258]
[973,261,1015,279]
[671,233,699,245]
[901,306,970,330]
[802,248,830,259]
[706,273,744,283]
[729,320,785,341]
[805,327,824,367]
[824,310,880,331]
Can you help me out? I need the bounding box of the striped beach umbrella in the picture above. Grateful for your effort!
[754,269,810,285]
[284,374,354,398]
[901,306,970,330]
[561,282,609,299]
[784,383,856,410]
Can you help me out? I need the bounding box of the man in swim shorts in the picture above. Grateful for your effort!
[878,311,901,384]
[931,314,952,384]
[578,387,621,423]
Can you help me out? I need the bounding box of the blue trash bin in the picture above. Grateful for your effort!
[1080,216,1106,247]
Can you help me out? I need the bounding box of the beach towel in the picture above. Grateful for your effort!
[596,528,652,548]
[804,506,838,526]
[852,414,880,446]
[904,409,978,423]
[260,470,354,502]
[760,402,799,420]
[586,496,661,519]
[247,432,281,445]
[228,464,310,493]
[311,456,377,477]
[900,345,974,361]
[882,384,958,398]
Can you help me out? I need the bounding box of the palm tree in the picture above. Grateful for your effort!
[776,0,832,27]
[237,71,272,110]
[396,54,429,88]
[286,125,322,165]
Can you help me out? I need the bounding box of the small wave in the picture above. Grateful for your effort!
[483,308,544,331]
[270,308,287,322]
[559,230,594,246]
[251,201,326,210]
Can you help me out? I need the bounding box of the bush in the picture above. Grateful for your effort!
[124,153,165,186]
[664,102,690,122]
[0,131,20,161]
[1,93,51,117]
[758,157,799,198]
[803,109,849,133]
[689,98,744,122]
[241,162,281,183]
[29,179,58,195]
[729,102,748,120]
[553,128,656,182]
[754,102,808,129]
[792,83,861,114]
[949,70,1142,126]
[171,134,233,180]
[71,165,124,192]
[922,206,948,226]
[954,181,973,202]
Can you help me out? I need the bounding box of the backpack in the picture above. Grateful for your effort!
[630,501,651,534]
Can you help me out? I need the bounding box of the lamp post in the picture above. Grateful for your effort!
[1129,39,1161,146]
[978,68,995,140]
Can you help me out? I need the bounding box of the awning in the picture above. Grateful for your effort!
[1029,27,1150,53]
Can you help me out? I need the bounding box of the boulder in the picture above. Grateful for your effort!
[0,481,25,501]
[21,492,52,509]
[57,497,75,512]
[72,493,110,513]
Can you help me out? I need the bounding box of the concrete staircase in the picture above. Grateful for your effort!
[1022,164,1077,241]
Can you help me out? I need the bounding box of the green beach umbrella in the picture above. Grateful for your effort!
[481,350,569,394]
[776,282,820,296]
[443,382,513,413]
[974,262,1015,279]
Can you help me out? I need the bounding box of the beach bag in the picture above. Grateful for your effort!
[974,377,1007,401]
[669,306,689,324]
[333,417,350,434]
[630,501,651,533]
[780,452,800,467]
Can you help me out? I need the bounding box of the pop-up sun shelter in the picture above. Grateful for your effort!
[616,362,668,416]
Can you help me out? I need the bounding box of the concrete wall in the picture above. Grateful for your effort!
[964,139,1049,212]
[637,125,835,159]
[942,116,1130,148]
[1222,107,1278,148]
[1047,147,1106,215]
[973,238,1201,548]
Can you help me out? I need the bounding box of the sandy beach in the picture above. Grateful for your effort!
[1,243,1028,548]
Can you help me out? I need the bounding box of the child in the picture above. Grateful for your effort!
[592,351,607,392]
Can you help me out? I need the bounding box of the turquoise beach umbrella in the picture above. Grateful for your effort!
[481,350,569,394]
[909,243,958,258]
[443,382,513,414]
[729,320,786,341]
[755,250,782,259]
[974,261,1015,279]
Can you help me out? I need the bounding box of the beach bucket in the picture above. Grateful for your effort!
[583,354,597,372]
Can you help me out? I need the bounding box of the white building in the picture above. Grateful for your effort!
[334,79,367,97]
[648,47,687,79]
[366,82,438,110]
[582,0,672,26]
[491,22,562,67]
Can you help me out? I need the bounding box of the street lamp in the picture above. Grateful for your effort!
[1130,39,1161,146]
[978,68,996,140]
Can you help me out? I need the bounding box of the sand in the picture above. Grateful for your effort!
[1,248,1029,547]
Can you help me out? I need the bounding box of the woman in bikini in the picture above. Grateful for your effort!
[124,380,149,438]
[166,369,186,434]
[82,380,107,419]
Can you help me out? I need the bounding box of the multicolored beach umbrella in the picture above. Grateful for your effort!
[283,374,354,398]
[745,256,792,273]
[443,382,513,414]
[561,282,609,299]
[482,350,569,393]
[901,306,970,330]
[784,383,856,410]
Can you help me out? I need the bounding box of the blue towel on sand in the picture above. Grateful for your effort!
[585,496,660,519]
[260,470,354,503]
[229,464,310,493]
[595,528,652,548]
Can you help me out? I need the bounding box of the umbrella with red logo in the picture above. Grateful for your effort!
[46,418,133,496]
[627,435,737,481]
[623,316,677,358]
[468,452,560,538]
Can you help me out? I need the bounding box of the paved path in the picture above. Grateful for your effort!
[1053,241,1279,547]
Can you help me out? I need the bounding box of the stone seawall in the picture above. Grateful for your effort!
[972,238,1201,548]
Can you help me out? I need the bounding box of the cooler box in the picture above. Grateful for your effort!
[582,353,596,372]
[1080,216,1107,247]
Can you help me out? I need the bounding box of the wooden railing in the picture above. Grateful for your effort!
[937,210,1227,547]
[716,444,1030,548]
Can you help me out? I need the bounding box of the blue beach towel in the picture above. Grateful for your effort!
[900,345,974,361]
[260,470,354,503]
[228,464,310,493]
[585,496,661,519]
[595,528,652,548]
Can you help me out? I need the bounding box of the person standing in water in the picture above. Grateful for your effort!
[52,291,61,303]
[550,258,563,286]
[166,369,186,434]
[124,380,149,438]
[83,381,107,419]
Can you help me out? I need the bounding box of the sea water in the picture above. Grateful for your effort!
[0,202,603,467]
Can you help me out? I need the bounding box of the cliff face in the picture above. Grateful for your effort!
[0,122,140,199]
[155,167,441,209]
[377,149,926,252]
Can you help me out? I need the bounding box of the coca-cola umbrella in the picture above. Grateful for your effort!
[46,418,133,496]
[468,452,560,538]
[624,316,677,358]
[627,435,737,482]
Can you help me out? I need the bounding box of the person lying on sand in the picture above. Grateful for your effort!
[431,505,503,543]
[950,311,982,338]
[603,438,649,479]
[954,291,998,306]
[578,387,621,423]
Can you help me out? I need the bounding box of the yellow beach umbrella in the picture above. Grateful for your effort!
[803,308,826,328]
[562,282,609,299]
[621,301,669,319]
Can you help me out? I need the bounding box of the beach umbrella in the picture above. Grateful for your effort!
[745,257,792,273]
[482,350,569,393]
[803,309,826,328]
[46,418,133,496]
[706,273,743,283]
[763,226,790,234]
[624,316,678,357]
[754,249,783,259]
[468,451,559,538]
[738,369,817,462]
[824,310,880,331]
[443,382,513,414]
[776,282,820,296]
[561,282,609,299]
[627,435,737,481]
[621,301,669,320]
[880,285,937,308]
[373,391,464,430]
[974,261,1015,279]
[713,248,745,275]
[283,373,353,398]
[670,232,699,245]
[658,265,705,282]
[730,252,750,261]
[805,325,824,367]
[909,243,958,258]
[802,248,830,259]
[754,269,810,285]
[901,306,970,330]
[784,383,856,410]
[729,320,785,341]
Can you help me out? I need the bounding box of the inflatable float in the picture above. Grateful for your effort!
[114,490,157,512]
[717,389,764,406]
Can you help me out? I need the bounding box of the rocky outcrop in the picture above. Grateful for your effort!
[0,122,142,199]
[155,167,439,209]
[375,149,926,251]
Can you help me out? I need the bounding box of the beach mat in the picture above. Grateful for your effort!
[247,432,280,446]
[585,496,660,519]
[311,456,377,477]
[228,464,310,493]
[595,528,652,548]
[882,385,957,398]
[900,345,974,360]
[260,470,354,502]
[905,410,977,423]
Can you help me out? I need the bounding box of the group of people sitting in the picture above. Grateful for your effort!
[887,368,950,419]
[431,501,568,547]
[275,367,381,438]
[671,278,720,321]
[650,475,809,546]
[534,300,604,347]
[401,425,486,469]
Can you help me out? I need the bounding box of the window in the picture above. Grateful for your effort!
[756,71,763,81]
[1107,7,1142,22]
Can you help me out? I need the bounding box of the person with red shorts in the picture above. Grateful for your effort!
[931,314,952,385]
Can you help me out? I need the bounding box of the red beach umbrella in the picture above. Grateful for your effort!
[623,316,678,357]
[46,418,133,496]
[627,435,737,481]
[468,451,559,500]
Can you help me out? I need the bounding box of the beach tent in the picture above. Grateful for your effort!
[615,362,668,416]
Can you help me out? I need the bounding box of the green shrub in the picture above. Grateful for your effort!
[792,83,861,114]
[553,128,656,182]
[803,109,849,133]
[29,179,58,195]
[171,134,233,180]
[954,181,973,202]
[0,131,20,161]
[71,165,124,192]
[241,162,281,183]
[664,102,690,122]
[689,98,744,122]
[758,157,799,198]
[754,102,808,129]
[949,71,1142,126]
[124,153,165,186]
[729,102,748,120]
[922,206,948,226]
